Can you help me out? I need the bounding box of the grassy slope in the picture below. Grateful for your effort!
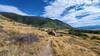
[0,15,100,56]
[0,12,71,29]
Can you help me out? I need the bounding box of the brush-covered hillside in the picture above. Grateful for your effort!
[0,13,100,56]
[0,12,72,29]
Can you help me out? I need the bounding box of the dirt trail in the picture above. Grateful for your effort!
[38,39,53,56]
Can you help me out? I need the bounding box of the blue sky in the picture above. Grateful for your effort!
[0,0,48,15]
[0,0,100,27]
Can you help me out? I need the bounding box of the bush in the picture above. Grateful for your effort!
[90,36,100,40]
[68,30,88,39]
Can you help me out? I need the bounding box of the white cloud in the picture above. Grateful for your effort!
[84,6,100,13]
[0,4,28,15]
[75,13,100,27]
[43,0,68,18]
[43,0,100,27]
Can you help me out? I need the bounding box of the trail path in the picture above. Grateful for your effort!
[38,39,53,56]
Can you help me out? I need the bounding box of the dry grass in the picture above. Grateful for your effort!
[51,37,97,56]
[0,15,49,56]
[0,15,99,56]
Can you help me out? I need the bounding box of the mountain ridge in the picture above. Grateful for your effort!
[0,12,72,29]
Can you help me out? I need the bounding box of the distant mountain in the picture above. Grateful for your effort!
[0,12,72,29]
[78,25,100,30]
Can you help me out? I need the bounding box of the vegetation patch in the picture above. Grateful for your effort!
[4,33,39,45]
[68,30,88,39]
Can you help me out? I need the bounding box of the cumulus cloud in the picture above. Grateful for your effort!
[43,0,68,18]
[0,4,28,15]
[43,0,100,27]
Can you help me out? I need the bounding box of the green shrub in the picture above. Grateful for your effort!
[68,30,88,39]
[90,36,100,40]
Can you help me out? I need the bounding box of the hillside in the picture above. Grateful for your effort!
[0,12,72,29]
[0,14,100,56]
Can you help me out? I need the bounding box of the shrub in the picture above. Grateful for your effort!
[90,36,100,40]
[68,30,88,39]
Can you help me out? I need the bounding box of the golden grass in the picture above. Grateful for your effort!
[51,37,97,56]
[0,15,99,56]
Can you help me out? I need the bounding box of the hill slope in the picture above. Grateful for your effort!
[0,12,72,29]
[0,14,100,56]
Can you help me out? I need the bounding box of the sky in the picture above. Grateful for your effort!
[0,0,100,28]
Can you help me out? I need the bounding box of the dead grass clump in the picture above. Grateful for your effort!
[4,33,39,45]
[90,46,100,55]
